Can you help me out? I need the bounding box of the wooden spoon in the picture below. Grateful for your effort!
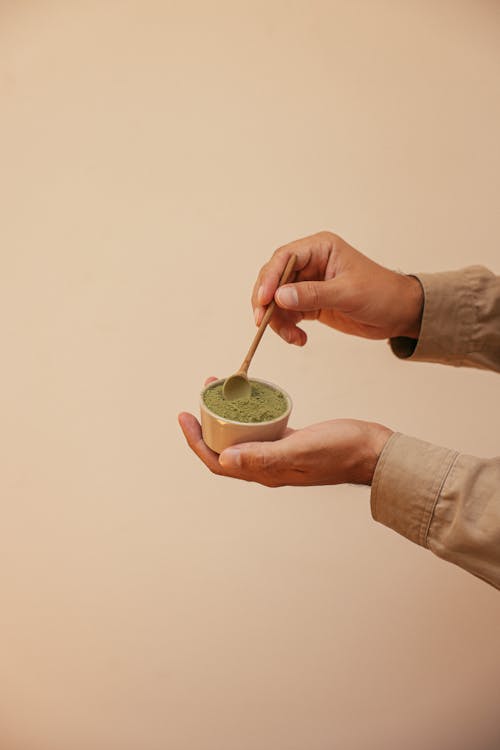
[223,253,297,400]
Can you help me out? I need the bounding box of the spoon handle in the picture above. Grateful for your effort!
[239,253,297,374]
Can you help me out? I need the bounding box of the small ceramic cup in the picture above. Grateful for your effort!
[200,377,293,454]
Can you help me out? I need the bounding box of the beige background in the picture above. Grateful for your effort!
[1,1,500,749]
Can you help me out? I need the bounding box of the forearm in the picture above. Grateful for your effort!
[390,266,500,373]
[371,433,500,589]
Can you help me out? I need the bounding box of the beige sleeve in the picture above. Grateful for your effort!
[373,266,500,588]
[390,265,500,372]
[371,434,500,589]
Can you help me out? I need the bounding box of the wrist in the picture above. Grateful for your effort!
[358,423,393,486]
[397,274,424,339]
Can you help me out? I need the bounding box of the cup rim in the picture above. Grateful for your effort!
[200,377,292,426]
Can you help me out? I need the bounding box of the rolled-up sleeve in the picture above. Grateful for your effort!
[390,265,500,372]
[371,433,500,589]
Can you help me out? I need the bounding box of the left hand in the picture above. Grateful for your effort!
[178,379,393,488]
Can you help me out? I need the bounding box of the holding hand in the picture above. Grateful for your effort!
[179,233,411,487]
[252,231,424,346]
[178,379,392,487]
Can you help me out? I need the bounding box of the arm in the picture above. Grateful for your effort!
[253,231,500,373]
[372,433,500,589]
[251,231,424,346]
[180,234,500,589]
[179,402,500,590]
[391,266,500,372]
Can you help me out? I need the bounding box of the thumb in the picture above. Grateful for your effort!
[219,441,282,474]
[275,279,338,312]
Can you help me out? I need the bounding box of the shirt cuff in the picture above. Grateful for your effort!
[370,432,458,548]
[389,267,482,365]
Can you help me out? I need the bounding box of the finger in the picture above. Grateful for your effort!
[178,412,222,474]
[218,440,286,486]
[251,244,306,311]
[251,237,319,318]
[251,232,335,319]
[276,324,307,346]
[275,278,340,312]
[203,376,218,386]
[263,307,307,345]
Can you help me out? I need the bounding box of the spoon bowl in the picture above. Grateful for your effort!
[222,372,251,400]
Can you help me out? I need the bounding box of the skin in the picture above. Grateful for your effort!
[179,231,424,488]
[179,378,393,487]
[252,231,423,345]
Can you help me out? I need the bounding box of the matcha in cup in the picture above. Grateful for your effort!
[200,378,292,454]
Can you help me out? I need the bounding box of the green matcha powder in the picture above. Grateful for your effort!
[203,381,287,423]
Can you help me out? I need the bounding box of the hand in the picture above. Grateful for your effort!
[178,379,393,487]
[252,231,423,346]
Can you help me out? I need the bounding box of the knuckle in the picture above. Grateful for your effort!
[318,230,333,240]
[321,230,343,255]
[263,477,282,488]
[245,450,266,471]
[245,451,283,487]
[319,230,339,252]
[318,230,335,244]
[245,449,275,472]
[272,245,290,263]
[305,281,320,308]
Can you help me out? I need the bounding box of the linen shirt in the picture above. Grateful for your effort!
[371,266,500,590]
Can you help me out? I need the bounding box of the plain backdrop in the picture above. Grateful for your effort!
[1,1,500,749]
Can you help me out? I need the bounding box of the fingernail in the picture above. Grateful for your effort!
[219,447,241,468]
[277,286,298,307]
[257,285,265,305]
[254,307,261,325]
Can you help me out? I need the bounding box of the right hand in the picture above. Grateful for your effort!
[252,231,424,346]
